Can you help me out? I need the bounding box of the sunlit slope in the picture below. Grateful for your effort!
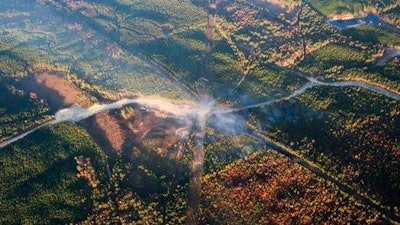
[40,0,310,100]
[309,0,398,16]
[64,0,208,45]
[0,1,185,97]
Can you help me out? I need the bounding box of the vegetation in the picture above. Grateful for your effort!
[79,157,190,224]
[0,0,184,98]
[384,6,400,27]
[298,43,369,75]
[0,54,27,76]
[0,51,51,141]
[138,28,207,91]
[1,0,400,224]
[0,123,105,225]
[237,64,307,100]
[251,86,400,218]
[203,135,259,174]
[0,79,51,141]
[335,66,400,94]
[217,1,340,67]
[309,0,398,16]
[343,25,400,46]
[201,151,388,224]
[87,0,207,44]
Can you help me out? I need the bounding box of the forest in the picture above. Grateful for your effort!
[0,0,400,224]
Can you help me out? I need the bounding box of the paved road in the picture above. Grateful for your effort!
[218,75,400,114]
[0,97,196,149]
[0,120,54,149]
[377,48,400,66]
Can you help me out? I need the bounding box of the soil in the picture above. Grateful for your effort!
[18,70,186,159]
[79,111,127,155]
[327,8,378,20]
[19,72,85,110]
[125,109,187,157]
[17,71,127,156]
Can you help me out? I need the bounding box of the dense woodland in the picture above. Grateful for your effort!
[201,151,388,224]
[0,0,400,224]
[250,86,400,218]
[0,123,104,224]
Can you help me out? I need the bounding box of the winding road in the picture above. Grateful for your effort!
[1,75,400,149]
[218,75,400,114]
[1,2,400,223]
[377,47,400,66]
[1,65,400,224]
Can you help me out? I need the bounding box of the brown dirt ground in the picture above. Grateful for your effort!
[95,112,125,152]
[18,72,127,155]
[20,72,85,109]
[19,71,185,158]
[125,110,185,155]
[80,111,127,155]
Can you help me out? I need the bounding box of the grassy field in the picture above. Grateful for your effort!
[343,25,400,46]
[298,43,369,75]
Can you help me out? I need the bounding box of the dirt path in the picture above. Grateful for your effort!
[185,2,217,224]
[215,18,257,91]
[185,117,206,225]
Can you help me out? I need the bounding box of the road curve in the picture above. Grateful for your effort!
[218,76,400,114]
[377,48,400,66]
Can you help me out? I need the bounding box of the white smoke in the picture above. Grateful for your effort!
[52,97,197,124]
[4,78,398,149]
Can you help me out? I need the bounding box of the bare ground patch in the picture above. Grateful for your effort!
[19,72,86,110]
[79,111,127,156]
